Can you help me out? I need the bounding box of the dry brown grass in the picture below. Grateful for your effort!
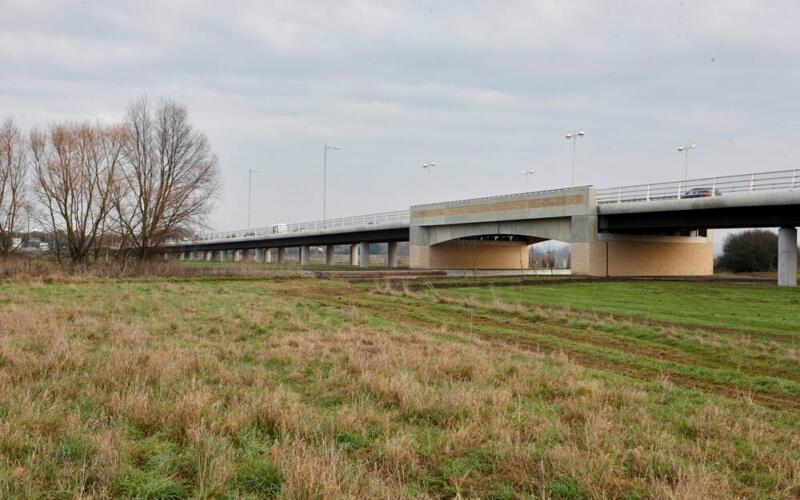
[0,255,312,281]
[0,278,798,498]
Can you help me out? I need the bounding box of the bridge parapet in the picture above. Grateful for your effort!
[166,210,409,246]
[598,169,798,205]
[411,186,595,227]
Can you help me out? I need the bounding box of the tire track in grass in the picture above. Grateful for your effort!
[325,288,800,411]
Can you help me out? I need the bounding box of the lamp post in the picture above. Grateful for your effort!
[564,130,585,187]
[677,143,696,181]
[323,143,342,227]
[521,169,534,191]
[247,168,263,229]
[422,162,436,203]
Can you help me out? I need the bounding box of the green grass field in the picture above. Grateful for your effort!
[0,276,798,498]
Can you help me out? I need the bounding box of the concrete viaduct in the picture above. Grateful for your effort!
[165,169,800,286]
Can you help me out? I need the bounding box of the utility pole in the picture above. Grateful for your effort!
[422,162,436,203]
[247,168,263,229]
[323,143,342,227]
[677,143,696,181]
[521,169,534,191]
[564,130,585,187]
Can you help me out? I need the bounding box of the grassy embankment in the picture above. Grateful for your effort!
[0,276,798,498]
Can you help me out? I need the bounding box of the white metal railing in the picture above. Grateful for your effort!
[597,169,799,204]
[165,210,410,246]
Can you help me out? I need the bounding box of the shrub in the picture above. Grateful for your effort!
[715,230,779,273]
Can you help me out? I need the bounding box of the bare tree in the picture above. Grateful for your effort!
[30,122,124,262]
[0,118,28,256]
[115,97,219,259]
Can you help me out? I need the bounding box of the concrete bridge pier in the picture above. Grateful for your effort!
[358,242,370,268]
[326,245,336,266]
[264,248,272,263]
[350,244,359,266]
[278,247,287,264]
[233,250,242,262]
[300,245,311,265]
[388,241,398,268]
[778,227,798,287]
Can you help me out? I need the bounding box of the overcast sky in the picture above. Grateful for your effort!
[2,0,799,244]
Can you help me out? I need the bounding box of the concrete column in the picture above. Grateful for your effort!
[388,241,398,268]
[326,245,336,266]
[265,248,272,263]
[350,244,359,266]
[217,251,224,262]
[358,242,369,268]
[163,252,168,261]
[300,245,311,265]
[205,251,212,261]
[278,247,287,264]
[778,227,798,287]
[232,250,241,262]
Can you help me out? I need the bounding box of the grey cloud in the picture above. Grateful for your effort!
[1,0,799,242]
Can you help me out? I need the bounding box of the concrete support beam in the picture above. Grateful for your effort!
[218,250,225,262]
[350,244,359,266]
[778,227,798,287]
[205,251,212,261]
[388,241,398,268]
[278,247,287,264]
[300,245,311,265]
[326,245,336,266]
[359,242,370,268]
[234,250,242,262]
[265,248,272,263]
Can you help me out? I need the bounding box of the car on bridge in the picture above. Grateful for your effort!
[271,223,288,234]
[684,187,722,199]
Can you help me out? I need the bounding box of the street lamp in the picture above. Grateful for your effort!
[677,143,696,181]
[323,143,342,227]
[521,169,534,191]
[247,168,264,229]
[422,162,436,203]
[564,130,585,187]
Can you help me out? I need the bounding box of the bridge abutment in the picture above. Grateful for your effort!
[572,233,713,276]
[778,227,798,287]
[410,240,529,269]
